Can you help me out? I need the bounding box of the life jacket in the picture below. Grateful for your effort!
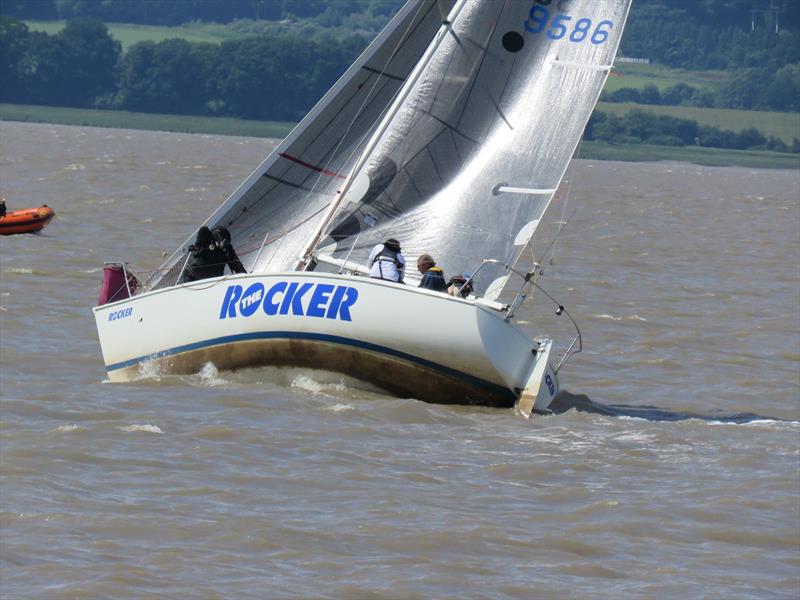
[419,266,448,292]
[371,246,403,269]
[370,243,404,282]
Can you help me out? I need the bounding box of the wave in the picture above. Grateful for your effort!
[116,424,164,434]
[549,391,794,425]
[51,424,86,433]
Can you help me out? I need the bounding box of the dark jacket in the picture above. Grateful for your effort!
[419,266,447,292]
[181,226,245,283]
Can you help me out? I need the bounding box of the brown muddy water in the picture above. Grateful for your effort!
[1,121,798,599]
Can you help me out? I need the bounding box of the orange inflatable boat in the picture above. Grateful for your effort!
[0,205,55,235]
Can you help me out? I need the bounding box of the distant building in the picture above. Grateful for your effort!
[616,57,650,65]
[751,0,782,33]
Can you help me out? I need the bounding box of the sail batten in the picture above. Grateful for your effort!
[496,187,558,196]
[552,59,615,70]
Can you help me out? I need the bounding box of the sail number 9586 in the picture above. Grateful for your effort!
[524,1,614,45]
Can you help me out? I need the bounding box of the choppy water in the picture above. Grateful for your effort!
[1,121,798,599]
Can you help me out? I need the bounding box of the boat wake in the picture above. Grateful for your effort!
[549,391,794,424]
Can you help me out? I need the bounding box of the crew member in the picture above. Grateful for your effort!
[417,254,447,292]
[181,225,246,283]
[447,273,474,298]
[368,238,406,283]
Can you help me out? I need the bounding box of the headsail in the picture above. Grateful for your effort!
[310,0,632,298]
[145,0,456,290]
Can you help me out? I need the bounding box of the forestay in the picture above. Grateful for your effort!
[145,0,456,291]
[311,0,632,299]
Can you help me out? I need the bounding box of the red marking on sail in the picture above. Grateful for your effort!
[280,153,346,179]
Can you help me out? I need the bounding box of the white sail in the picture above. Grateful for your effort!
[312,0,632,298]
[146,0,456,290]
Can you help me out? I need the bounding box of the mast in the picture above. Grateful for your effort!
[295,0,468,271]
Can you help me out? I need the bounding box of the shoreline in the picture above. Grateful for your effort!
[1,103,798,170]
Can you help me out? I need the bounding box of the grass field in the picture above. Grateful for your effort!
[24,20,236,50]
[2,103,797,170]
[596,101,800,145]
[607,62,728,92]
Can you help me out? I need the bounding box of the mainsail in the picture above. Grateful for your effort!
[146,0,456,290]
[311,0,632,299]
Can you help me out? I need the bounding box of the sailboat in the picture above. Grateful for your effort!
[93,0,632,416]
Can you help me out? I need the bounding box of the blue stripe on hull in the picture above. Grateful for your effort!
[106,331,514,398]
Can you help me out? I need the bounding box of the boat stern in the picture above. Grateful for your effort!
[514,338,559,418]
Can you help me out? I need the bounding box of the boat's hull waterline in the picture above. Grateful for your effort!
[94,272,558,412]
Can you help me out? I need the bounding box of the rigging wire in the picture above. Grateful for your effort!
[265,0,431,271]
[149,1,432,286]
[548,137,581,266]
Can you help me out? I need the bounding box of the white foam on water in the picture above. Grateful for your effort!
[614,432,657,444]
[292,374,331,394]
[197,362,229,386]
[63,164,85,171]
[117,424,164,434]
[134,358,164,381]
[290,373,350,395]
[594,313,622,321]
[328,403,355,413]
[706,418,799,427]
[52,424,85,433]
[628,315,648,322]
[4,268,33,275]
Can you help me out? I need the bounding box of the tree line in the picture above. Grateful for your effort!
[0,16,365,121]
[4,0,799,69]
[1,10,797,154]
[621,0,799,72]
[0,0,400,25]
[585,109,799,154]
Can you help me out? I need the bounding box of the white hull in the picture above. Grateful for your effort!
[93,272,558,410]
